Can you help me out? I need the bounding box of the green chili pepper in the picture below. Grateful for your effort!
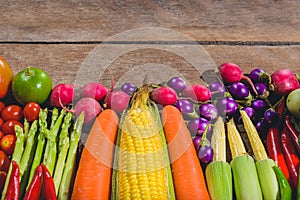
[273,165,293,200]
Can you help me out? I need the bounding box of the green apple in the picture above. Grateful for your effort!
[12,67,52,105]
[286,88,300,119]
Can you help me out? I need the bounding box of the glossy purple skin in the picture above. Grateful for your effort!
[251,99,267,111]
[188,117,210,136]
[255,119,265,132]
[229,82,250,99]
[217,97,238,117]
[193,136,202,149]
[199,103,218,121]
[255,83,268,96]
[167,76,187,92]
[264,109,278,123]
[121,83,137,96]
[249,68,265,82]
[242,107,255,119]
[198,145,214,163]
[208,82,225,93]
[175,99,194,115]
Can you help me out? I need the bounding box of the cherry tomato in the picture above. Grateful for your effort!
[1,105,23,122]
[0,171,6,192]
[1,120,23,135]
[0,102,5,115]
[0,131,4,141]
[0,150,9,172]
[23,102,41,122]
[0,134,16,155]
[0,118,3,129]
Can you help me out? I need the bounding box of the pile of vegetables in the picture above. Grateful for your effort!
[1,55,300,199]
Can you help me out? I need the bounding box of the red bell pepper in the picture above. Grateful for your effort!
[24,165,43,200]
[41,163,57,200]
[4,160,20,200]
[267,127,291,184]
[284,115,300,155]
[281,130,300,191]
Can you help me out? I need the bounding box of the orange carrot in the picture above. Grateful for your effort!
[71,109,119,200]
[162,105,210,200]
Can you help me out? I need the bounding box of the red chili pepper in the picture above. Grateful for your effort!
[4,160,20,200]
[284,115,300,155]
[281,130,300,191]
[41,163,57,200]
[24,165,43,200]
[267,128,291,183]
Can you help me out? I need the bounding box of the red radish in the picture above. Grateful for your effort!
[81,82,108,101]
[50,83,75,107]
[182,84,211,102]
[219,63,258,95]
[74,97,102,125]
[150,86,178,106]
[271,69,300,95]
[105,90,130,113]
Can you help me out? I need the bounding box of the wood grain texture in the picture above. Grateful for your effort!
[1,0,300,42]
[1,44,299,86]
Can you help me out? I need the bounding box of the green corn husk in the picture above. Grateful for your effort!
[111,86,175,200]
[231,155,263,200]
[227,118,263,200]
[206,161,232,200]
[256,159,280,200]
[205,116,232,200]
[240,110,280,200]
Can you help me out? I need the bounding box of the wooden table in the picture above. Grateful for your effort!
[1,1,300,87]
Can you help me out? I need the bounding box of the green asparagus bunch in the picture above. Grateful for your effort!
[1,107,85,199]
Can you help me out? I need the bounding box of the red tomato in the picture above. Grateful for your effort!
[0,118,3,129]
[0,131,4,141]
[0,171,6,193]
[0,150,9,172]
[1,105,23,122]
[0,134,16,155]
[1,120,23,135]
[0,102,4,115]
[23,102,41,122]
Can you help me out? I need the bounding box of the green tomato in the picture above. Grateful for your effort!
[286,88,300,119]
[12,67,52,105]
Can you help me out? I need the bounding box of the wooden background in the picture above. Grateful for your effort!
[1,0,300,88]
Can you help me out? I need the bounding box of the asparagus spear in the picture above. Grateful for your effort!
[58,112,84,200]
[19,120,38,198]
[27,108,48,187]
[1,125,24,200]
[43,109,66,175]
[54,137,69,195]
[23,118,30,144]
[50,107,59,130]
[53,111,72,194]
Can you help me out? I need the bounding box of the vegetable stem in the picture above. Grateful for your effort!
[27,108,48,188]
[58,112,84,200]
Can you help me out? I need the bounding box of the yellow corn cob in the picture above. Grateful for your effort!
[206,116,233,200]
[112,86,175,200]
[240,110,279,200]
[226,118,263,200]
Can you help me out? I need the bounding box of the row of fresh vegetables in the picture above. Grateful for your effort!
[1,55,300,199]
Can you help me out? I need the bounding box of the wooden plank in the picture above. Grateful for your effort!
[1,1,300,42]
[1,44,300,87]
